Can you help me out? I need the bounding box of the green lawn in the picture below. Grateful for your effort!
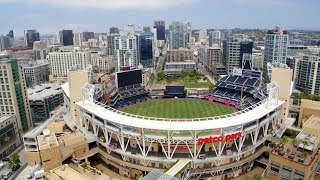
[179,81,212,88]
[121,99,234,119]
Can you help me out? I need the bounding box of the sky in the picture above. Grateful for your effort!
[0,0,319,36]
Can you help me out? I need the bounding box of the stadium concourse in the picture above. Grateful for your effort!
[29,67,289,179]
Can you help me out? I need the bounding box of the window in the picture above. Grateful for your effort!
[282,165,292,180]
[270,161,280,175]
[293,170,304,180]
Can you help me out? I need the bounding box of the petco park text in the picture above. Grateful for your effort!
[197,132,243,145]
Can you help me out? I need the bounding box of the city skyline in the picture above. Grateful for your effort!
[0,0,319,36]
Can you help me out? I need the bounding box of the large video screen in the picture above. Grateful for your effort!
[116,69,142,88]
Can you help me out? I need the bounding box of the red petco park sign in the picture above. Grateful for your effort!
[197,132,243,145]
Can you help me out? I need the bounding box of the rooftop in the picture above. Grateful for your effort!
[77,98,283,131]
[0,115,14,123]
[23,60,48,68]
[165,61,196,65]
[272,140,319,166]
[27,84,62,101]
[37,132,59,150]
[61,82,70,98]
[303,115,320,129]
[24,106,69,138]
[46,164,92,180]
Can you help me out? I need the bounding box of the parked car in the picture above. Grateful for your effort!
[34,170,45,179]
[1,158,9,162]
[0,163,4,169]
[3,171,12,180]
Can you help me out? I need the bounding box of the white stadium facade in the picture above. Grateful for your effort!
[63,78,284,179]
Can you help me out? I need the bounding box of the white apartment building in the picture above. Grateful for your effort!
[73,32,82,47]
[47,50,91,82]
[225,35,242,74]
[264,27,289,74]
[169,21,188,50]
[209,30,222,47]
[199,29,207,42]
[113,35,139,72]
[294,53,320,96]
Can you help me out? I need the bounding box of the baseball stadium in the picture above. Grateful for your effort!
[67,68,285,179]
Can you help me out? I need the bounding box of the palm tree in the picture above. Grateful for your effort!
[302,140,309,153]
[291,138,299,153]
[280,136,289,150]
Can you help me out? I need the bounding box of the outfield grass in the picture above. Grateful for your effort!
[120,99,234,119]
[179,81,212,88]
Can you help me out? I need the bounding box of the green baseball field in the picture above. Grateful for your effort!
[120,99,235,119]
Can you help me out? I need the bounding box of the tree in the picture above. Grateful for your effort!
[302,140,309,153]
[253,174,261,180]
[263,76,271,84]
[81,162,89,170]
[291,138,299,153]
[280,136,289,147]
[156,72,165,82]
[7,153,20,169]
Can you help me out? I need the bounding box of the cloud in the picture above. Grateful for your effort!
[0,0,199,9]
[232,0,296,6]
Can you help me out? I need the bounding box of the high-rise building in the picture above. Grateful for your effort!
[23,60,49,87]
[0,35,11,50]
[138,32,153,68]
[113,35,139,72]
[90,55,114,73]
[169,21,188,50]
[206,46,225,75]
[185,21,192,43]
[199,46,207,64]
[198,29,207,42]
[27,84,63,123]
[294,54,320,96]
[240,41,254,70]
[225,35,244,74]
[47,50,91,82]
[143,26,151,32]
[59,30,74,46]
[264,27,289,73]
[33,41,48,60]
[82,32,94,41]
[153,20,165,41]
[73,32,82,47]
[207,46,222,67]
[6,30,14,47]
[24,30,40,48]
[166,49,195,62]
[0,56,33,132]
[126,24,135,36]
[209,31,221,47]
[110,27,119,34]
[107,34,118,56]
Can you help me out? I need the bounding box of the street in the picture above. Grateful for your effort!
[0,146,28,180]
[150,45,167,86]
